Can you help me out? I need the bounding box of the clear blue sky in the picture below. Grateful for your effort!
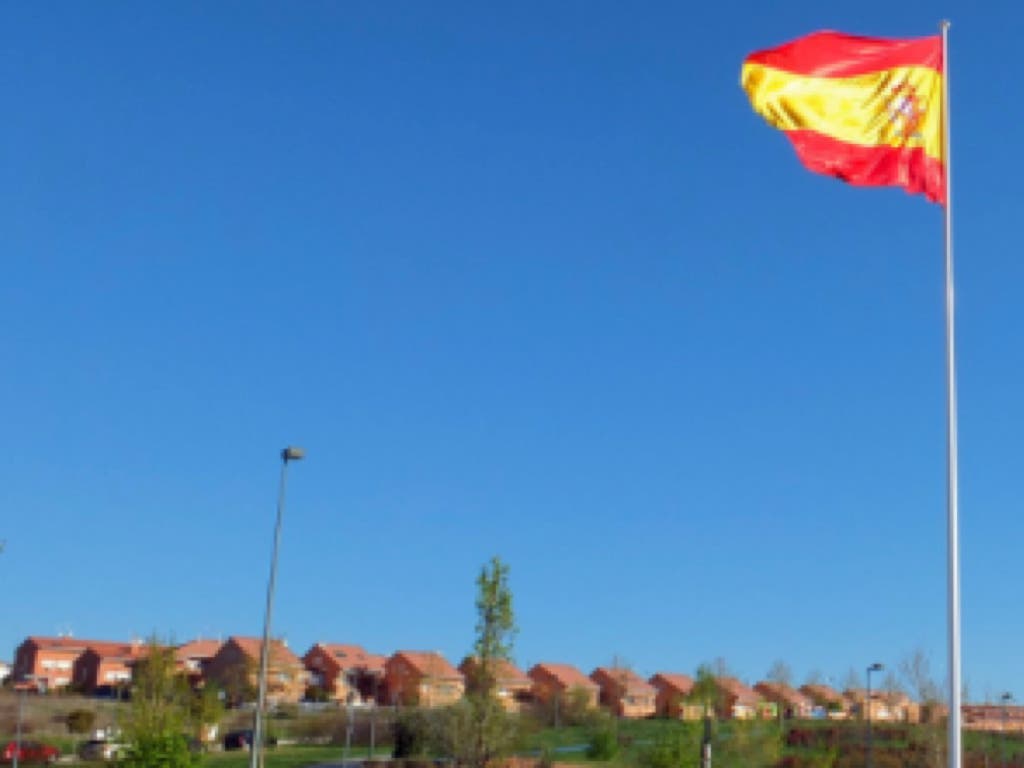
[3,1,1020,702]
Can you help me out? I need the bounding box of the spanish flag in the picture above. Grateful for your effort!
[741,31,945,204]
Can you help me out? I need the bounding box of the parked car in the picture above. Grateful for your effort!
[1,741,60,764]
[78,739,125,761]
[222,730,277,751]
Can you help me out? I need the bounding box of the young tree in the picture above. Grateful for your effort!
[120,639,198,768]
[689,663,720,718]
[472,555,517,692]
[453,556,519,768]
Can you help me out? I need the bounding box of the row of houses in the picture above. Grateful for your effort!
[6,635,1021,731]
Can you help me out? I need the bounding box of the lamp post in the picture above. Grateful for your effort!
[1001,692,1013,768]
[866,662,884,768]
[250,446,305,768]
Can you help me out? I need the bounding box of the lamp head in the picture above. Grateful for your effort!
[282,446,305,462]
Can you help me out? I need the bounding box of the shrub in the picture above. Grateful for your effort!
[67,709,97,735]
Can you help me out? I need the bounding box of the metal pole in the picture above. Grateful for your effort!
[13,689,23,768]
[250,453,293,768]
[867,669,874,768]
[941,20,962,768]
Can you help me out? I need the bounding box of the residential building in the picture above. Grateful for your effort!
[204,636,306,705]
[799,683,850,719]
[384,651,464,707]
[845,688,911,722]
[303,643,387,703]
[754,681,814,719]
[963,704,1024,733]
[590,667,657,718]
[649,673,700,719]
[712,677,763,720]
[12,636,128,690]
[175,639,222,687]
[528,662,599,709]
[73,641,148,692]
[459,657,533,712]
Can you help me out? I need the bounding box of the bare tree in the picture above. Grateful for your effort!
[766,660,793,687]
[899,649,942,705]
[803,669,824,686]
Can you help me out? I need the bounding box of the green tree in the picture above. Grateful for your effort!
[689,664,720,718]
[118,639,198,768]
[452,556,519,768]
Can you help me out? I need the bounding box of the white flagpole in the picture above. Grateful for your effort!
[940,19,962,768]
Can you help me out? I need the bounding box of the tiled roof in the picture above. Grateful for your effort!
[592,667,656,696]
[799,683,847,706]
[229,636,302,667]
[318,643,387,673]
[649,672,695,696]
[459,656,530,686]
[390,651,462,680]
[175,639,222,662]
[716,676,761,706]
[529,662,599,691]
[754,681,812,708]
[27,636,121,652]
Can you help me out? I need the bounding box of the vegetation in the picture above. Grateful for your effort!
[118,639,199,768]
[453,555,520,768]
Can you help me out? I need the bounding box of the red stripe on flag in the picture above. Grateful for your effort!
[744,31,941,77]
[781,129,946,204]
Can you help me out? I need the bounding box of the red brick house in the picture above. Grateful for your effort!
[303,643,387,703]
[799,683,851,719]
[204,636,306,705]
[712,677,763,719]
[649,673,698,719]
[174,639,222,687]
[590,667,657,718]
[384,651,464,707]
[73,641,148,692]
[528,662,599,709]
[12,636,132,691]
[754,681,814,719]
[459,657,533,712]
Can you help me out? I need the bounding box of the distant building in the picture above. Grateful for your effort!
[0,660,10,684]
[800,683,850,719]
[12,636,131,691]
[754,681,814,719]
[74,641,148,692]
[384,651,464,707]
[174,639,222,687]
[649,673,699,719]
[712,677,763,720]
[590,667,657,718]
[459,656,533,712]
[303,643,386,703]
[528,662,600,710]
[204,636,306,705]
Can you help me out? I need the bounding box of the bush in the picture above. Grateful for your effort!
[67,709,97,735]
[586,718,620,761]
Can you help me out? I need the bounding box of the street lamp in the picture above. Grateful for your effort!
[250,446,305,768]
[866,662,884,768]
[1001,692,1013,768]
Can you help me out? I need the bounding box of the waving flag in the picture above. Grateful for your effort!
[741,31,944,203]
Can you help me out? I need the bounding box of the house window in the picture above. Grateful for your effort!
[41,660,56,670]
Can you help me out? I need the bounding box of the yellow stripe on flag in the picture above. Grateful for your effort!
[741,62,942,161]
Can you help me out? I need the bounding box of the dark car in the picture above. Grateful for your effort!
[2,741,60,764]
[222,730,277,751]
[78,739,125,761]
